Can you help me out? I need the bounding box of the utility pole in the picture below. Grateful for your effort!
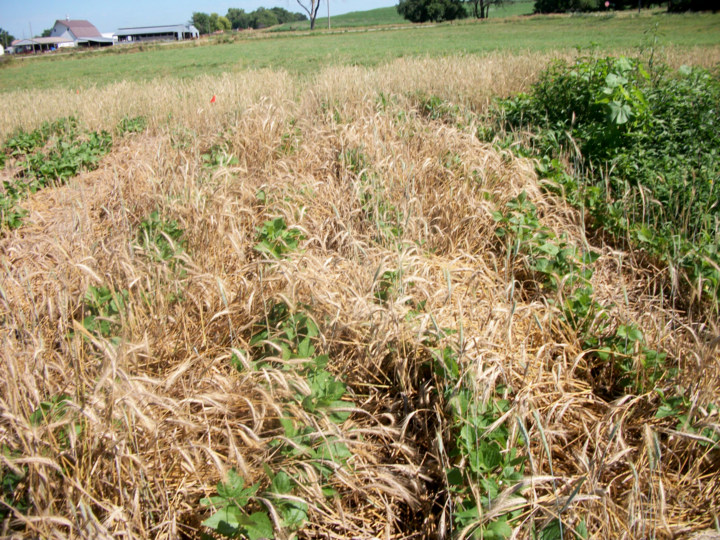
[29,23,33,38]
[328,0,330,30]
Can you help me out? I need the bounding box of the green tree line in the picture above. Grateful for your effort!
[395,0,714,21]
[191,7,307,34]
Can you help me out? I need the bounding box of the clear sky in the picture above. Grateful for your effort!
[1,0,398,39]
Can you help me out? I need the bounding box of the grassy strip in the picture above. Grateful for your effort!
[1,13,719,92]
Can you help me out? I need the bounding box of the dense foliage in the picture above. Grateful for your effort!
[668,0,718,11]
[397,0,469,22]
[496,56,720,304]
[467,0,515,18]
[191,13,231,34]
[0,116,121,229]
[533,0,676,13]
[0,28,14,47]
[533,0,597,12]
[226,7,308,30]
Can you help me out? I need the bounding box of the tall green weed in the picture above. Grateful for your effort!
[496,56,720,306]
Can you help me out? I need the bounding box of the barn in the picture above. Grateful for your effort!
[49,19,114,47]
[10,37,75,54]
[115,24,199,43]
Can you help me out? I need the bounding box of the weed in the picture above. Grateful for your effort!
[0,118,112,229]
[137,210,186,264]
[278,120,301,155]
[496,56,720,305]
[655,389,720,447]
[254,217,305,259]
[201,145,239,169]
[81,285,128,343]
[0,447,28,520]
[493,192,672,395]
[201,469,272,540]
[116,115,147,136]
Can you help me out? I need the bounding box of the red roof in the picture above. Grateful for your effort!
[57,20,102,38]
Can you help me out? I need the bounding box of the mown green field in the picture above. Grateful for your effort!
[1,11,718,93]
[271,3,535,32]
[272,6,406,31]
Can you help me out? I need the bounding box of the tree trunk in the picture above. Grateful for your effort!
[297,0,322,30]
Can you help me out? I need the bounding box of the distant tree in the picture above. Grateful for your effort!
[192,12,212,34]
[666,0,712,10]
[227,8,251,29]
[296,0,322,30]
[209,13,221,32]
[217,16,232,31]
[397,0,469,22]
[250,8,279,29]
[0,28,15,47]
[226,7,307,30]
[41,28,53,38]
[533,0,595,12]
[468,0,514,19]
[270,7,308,24]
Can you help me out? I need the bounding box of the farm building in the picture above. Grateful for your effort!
[49,19,114,47]
[10,37,75,54]
[115,24,199,43]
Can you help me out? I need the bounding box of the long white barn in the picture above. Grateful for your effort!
[115,24,199,43]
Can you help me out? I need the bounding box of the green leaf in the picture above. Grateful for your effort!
[271,471,292,495]
[202,505,243,531]
[540,518,563,540]
[446,467,463,486]
[297,337,313,359]
[487,518,513,538]
[329,400,352,423]
[605,73,628,89]
[637,226,654,243]
[318,440,352,463]
[279,500,308,529]
[217,469,245,500]
[239,512,274,540]
[655,405,680,419]
[607,101,632,125]
[574,519,589,539]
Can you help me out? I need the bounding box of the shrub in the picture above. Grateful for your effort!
[497,56,720,304]
[534,0,598,12]
[397,0,469,22]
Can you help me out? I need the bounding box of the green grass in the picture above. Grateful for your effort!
[487,0,536,17]
[272,7,406,31]
[1,11,718,93]
[271,2,535,31]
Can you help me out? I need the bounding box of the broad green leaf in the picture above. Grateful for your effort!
[202,505,243,531]
[637,226,654,243]
[605,73,628,88]
[217,469,244,500]
[487,518,513,538]
[607,101,632,125]
[239,512,273,540]
[271,471,292,494]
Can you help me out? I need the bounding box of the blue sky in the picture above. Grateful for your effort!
[1,0,398,39]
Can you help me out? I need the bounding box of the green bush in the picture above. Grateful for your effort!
[497,56,720,304]
[397,0,469,22]
[534,0,597,13]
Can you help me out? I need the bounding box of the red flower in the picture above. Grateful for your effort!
[210,95,216,104]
